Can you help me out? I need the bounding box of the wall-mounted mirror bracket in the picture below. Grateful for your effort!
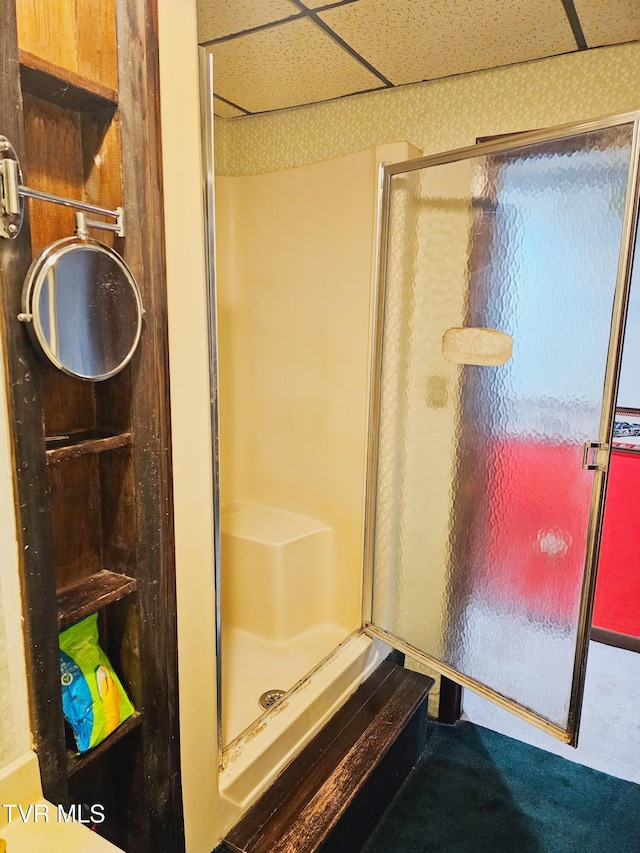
[0,134,125,240]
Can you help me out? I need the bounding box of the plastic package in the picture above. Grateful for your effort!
[59,613,135,753]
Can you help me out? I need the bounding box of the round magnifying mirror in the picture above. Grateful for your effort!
[21,236,143,381]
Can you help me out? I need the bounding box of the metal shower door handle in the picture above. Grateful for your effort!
[582,442,609,471]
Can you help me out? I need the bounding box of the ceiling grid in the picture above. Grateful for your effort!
[196,0,640,117]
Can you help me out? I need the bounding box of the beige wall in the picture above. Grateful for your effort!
[156,3,231,852]
[215,150,382,632]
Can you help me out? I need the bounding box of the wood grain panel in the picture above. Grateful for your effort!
[81,108,122,249]
[319,696,428,853]
[17,0,118,91]
[22,93,84,253]
[100,446,137,574]
[101,596,147,847]
[67,733,137,850]
[82,108,122,208]
[273,675,429,852]
[16,0,78,76]
[76,0,119,90]
[96,363,133,433]
[120,601,143,709]
[50,454,103,588]
[41,366,97,436]
[115,0,184,849]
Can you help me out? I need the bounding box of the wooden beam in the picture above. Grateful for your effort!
[115,0,184,849]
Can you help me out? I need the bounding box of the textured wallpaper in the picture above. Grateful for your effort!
[0,331,29,768]
[0,602,18,766]
[215,43,640,176]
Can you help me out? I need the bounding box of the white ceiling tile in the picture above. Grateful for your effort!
[213,97,246,118]
[211,18,384,113]
[573,0,640,48]
[298,0,359,8]
[319,0,577,85]
[197,0,300,43]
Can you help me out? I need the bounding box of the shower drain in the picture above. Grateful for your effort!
[258,689,286,710]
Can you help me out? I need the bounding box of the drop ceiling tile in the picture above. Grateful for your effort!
[297,0,359,8]
[319,0,577,86]
[573,0,640,48]
[197,0,299,43]
[211,18,384,113]
[213,97,246,118]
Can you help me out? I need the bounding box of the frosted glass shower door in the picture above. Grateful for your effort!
[365,118,640,744]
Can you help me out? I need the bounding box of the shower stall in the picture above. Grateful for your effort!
[212,143,403,754]
[201,48,640,811]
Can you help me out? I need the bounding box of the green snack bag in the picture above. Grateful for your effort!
[59,613,135,753]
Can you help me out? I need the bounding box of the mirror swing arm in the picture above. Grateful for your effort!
[0,134,144,382]
[0,134,125,241]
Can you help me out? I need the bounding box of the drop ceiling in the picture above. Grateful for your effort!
[197,0,640,118]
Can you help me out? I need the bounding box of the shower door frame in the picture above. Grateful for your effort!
[199,46,224,762]
[362,111,640,746]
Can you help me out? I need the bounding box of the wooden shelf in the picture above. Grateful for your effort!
[46,430,132,464]
[57,569,137,629]
[19,49,118,112]
[68,712,143,776]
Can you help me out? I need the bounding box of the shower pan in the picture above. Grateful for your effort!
[201,41,640,815]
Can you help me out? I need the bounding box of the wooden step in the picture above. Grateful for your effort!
[222,660,434,853]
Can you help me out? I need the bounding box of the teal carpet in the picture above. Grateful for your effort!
[361,721,640,853]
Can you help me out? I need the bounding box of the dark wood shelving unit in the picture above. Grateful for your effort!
[0,1,183,850]
[68,711,143,776]
[57,569,137,628]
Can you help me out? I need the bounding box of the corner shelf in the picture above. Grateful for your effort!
[57,569,137,629]
[46,429,132,464]
[68,711,143,776]
[19,49,118,112]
